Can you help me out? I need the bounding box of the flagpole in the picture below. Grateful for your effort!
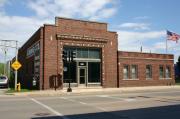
[166,38,168,54]
[166,30,168,54]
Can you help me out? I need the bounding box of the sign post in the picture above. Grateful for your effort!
[11,59,21,91]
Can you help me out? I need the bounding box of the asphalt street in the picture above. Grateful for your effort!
[0,88,180,119]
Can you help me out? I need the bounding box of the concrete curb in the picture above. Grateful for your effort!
[7,85,180,97]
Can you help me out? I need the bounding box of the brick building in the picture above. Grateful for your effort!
[17,17,175,90]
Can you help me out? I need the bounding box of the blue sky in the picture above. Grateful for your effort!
[0,0,180,62]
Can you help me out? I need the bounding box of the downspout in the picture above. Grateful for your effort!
[117,51,119,88]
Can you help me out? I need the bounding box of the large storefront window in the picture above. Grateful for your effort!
[64,47,100,59]
[63,62,77,83]
[63,46,101,86]
[88,62,100,83]
[77,48,88,58]
[89,49,100,59]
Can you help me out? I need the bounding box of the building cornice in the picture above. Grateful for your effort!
[119,57,174,61]
[56,34,108,43]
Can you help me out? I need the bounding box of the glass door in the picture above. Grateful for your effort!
[78,68,87,86]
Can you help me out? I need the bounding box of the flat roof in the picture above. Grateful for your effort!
[55,17,107,25]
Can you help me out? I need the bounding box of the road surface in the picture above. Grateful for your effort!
[0,88,180,119]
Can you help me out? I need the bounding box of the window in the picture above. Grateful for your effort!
[63,62,77,83]
[146,65,152,79]
[88,62,100,83]
[64,47,100,59]
[123,65,129,79]
[165,66,171,79]
[89,49,100,59]
[159,66,164,79]
[131,65,138,79]
[77,48,88,58]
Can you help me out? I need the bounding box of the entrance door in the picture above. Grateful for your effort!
[78,68,87,86]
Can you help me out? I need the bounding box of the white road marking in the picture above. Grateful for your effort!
[96,95,125,100]
[96,95,137,102]
[79,101,87,105]
[30,98,69,119]
[123,98,136,102]
[97,95,109,98]
[59,97,107,111]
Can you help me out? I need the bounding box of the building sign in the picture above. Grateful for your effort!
[34,42,40,77]
[26,41,40,77]
[27,42,40,58]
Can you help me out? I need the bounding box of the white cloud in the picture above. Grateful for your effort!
[0,13,53,62]
[153,41,180,62]
[119,22,150,30]
[0,0,6,7]
[90,8,116,20]
[117,30,180,62]
[0,0,118,62]
[117,30,165,46]
[28,0,117,20]
[153,42,166,49]
[117,30,166,54]
[0,15,52,45]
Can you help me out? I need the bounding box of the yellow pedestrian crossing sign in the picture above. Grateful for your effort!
[11,60,22,70]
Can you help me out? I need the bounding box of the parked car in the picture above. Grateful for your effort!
[0,75,8,88]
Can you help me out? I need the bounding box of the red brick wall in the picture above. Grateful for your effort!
[118,51,175,87]
[103,32,118,87]
[43,25,61,89]
[42,17,118,89]
[18,28,43,89]
[18,17,175,90]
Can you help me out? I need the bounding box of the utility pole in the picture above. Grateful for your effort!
[15,41,18,91]
[1,45,8,75]
[0,39,18,90]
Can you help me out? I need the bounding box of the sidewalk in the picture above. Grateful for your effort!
[8,85,180,97]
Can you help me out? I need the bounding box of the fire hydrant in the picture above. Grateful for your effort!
[16,83,21,92]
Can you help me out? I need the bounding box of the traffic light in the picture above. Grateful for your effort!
[62,50,67,62]
[71,51,76,62]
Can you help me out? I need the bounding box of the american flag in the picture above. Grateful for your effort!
[167,30,180,43]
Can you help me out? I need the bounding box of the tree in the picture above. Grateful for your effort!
[177,56,180,80]
[0,63,4,75]
[178,56,180,68]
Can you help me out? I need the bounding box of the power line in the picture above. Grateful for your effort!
[0,39,19,91]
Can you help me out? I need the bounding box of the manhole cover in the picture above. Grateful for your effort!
[35,113,50,116]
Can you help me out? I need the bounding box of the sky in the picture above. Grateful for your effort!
[0,0,180,63]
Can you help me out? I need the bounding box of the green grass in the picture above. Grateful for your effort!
[6,88,32,93]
